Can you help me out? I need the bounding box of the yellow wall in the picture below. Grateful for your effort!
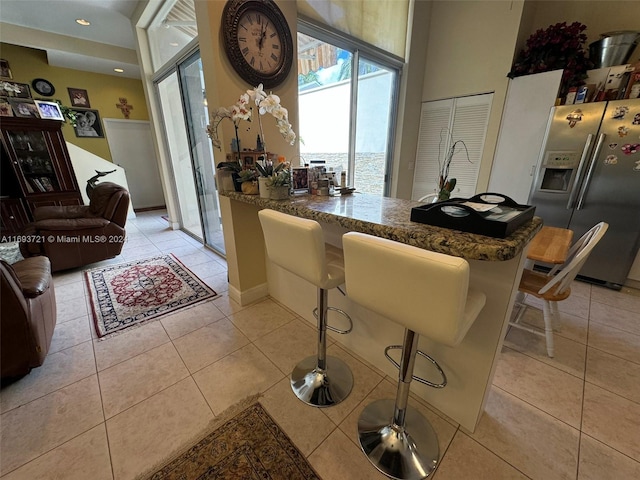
[0,43,149,162]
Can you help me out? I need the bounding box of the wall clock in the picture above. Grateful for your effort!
[32,78,55,97]
[222,0,293,89]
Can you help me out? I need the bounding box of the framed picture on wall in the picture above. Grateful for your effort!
[0,81,31,98]
[71,109,104,138]
[0,59,12,79]
[0,97,14,116]
[34,100,65,121]
[9,98,40,118]
[67,87,91,108]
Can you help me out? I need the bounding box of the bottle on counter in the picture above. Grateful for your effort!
[341,170,347,188]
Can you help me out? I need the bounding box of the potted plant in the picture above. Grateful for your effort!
[208,84,296,195]
[265,162,291,200]
[436,130,471,201]
[236,169,259,195]
[255,159,276,198]
[216,160,243,192]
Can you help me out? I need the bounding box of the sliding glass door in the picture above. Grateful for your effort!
[353,56,397,196]
[155,50,224,254]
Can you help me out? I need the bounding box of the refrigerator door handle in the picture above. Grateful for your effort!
[576,133,606,210]
[566,133,594,210]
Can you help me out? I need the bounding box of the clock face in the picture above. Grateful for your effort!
[32,78,55,96]
[222,0,293,89]
[236,10,283,76]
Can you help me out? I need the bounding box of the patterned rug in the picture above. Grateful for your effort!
[144,402,320,480]
[85,254,218,338]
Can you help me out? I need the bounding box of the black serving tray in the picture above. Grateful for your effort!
[410,193,535,238]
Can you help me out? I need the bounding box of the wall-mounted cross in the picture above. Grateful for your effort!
[115,97,133,119]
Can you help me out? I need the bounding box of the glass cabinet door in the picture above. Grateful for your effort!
[6,129,60,193]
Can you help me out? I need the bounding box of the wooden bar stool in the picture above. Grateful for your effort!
[343,232,486,479]
[258,209,353,407]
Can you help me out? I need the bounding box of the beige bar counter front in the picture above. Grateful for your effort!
[218,191,542,432]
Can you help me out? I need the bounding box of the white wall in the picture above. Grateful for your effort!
[299,71,393,153]
[66,142,135,219]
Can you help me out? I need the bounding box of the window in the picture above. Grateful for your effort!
[412,94,493,200]
[147,0,198,72]
[297,21,401,196]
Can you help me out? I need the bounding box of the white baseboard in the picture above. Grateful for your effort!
[228,282,269,306]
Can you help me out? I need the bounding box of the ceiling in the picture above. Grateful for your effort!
[0,0,143,79]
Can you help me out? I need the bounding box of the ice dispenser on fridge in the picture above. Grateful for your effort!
[537,151,582,192]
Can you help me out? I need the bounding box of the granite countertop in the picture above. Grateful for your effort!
[221,191,542,261]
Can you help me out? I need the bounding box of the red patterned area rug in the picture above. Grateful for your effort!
[85,254,218,338]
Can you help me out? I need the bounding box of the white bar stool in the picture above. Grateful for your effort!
[343,232,486,479]
[258,209,354,407]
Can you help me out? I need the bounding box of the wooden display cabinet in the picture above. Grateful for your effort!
[0,117,82,237]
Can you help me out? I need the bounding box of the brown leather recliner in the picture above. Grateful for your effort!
[20,182,130,272]
[1,256,57,380]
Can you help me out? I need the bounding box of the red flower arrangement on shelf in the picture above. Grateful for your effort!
[508,22,594,97]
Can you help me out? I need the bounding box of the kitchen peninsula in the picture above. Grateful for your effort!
[217,191,541,431]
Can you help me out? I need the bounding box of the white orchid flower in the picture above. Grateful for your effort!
[271,106,288,121]
[256,94,279,114]
[230,103,251,122]
[208,83,296,151]
[248,83,267,105]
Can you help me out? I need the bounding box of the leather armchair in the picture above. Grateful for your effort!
[1,256,56,380]
[20,182,130,272]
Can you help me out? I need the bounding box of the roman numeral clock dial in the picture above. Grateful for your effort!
[222,0,293,89]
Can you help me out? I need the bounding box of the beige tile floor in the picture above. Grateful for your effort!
[1,211,639,479]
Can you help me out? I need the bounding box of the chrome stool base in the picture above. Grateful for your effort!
[291,355,354,407]
[358,399,439,480]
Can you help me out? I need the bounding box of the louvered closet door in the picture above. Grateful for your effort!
[412,94,493,200]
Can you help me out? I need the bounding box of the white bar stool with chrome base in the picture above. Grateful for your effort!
[258,209,354,407]
[343,232,486,479]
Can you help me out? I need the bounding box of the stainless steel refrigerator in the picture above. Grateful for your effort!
[528,98,640,289]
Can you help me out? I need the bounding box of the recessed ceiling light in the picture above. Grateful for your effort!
[169,42,179,47]
[76,19,91,26]
[114,68,124,73]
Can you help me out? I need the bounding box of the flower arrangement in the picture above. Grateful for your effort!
[437,129,470,201]
[247,84,296,148]
[207,83,295,155]
[207,94,252,165]
[507,22,593,97]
